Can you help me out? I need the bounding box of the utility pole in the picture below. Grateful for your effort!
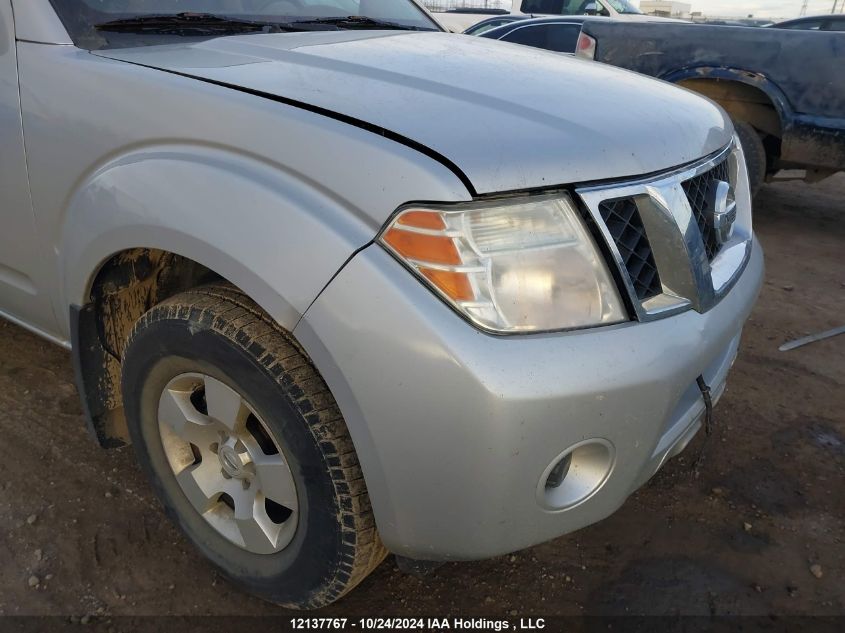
[800,0,808,15]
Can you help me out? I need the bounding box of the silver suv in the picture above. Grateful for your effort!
[1,0,763,608]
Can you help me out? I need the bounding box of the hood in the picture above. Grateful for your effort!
[96,31,732,195]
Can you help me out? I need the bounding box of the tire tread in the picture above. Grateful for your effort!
[124,282,387,608]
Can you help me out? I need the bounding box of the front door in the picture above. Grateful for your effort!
[0,1,55,333]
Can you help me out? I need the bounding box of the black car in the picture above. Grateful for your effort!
[463,14,530,36]
[769,14,845,31]
[476,16,592,53]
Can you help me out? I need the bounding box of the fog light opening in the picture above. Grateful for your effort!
[545,453,572,490]
[537,439,614,511]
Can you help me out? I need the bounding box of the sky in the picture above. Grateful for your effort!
[634,0,841,18]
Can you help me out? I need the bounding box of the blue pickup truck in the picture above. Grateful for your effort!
[575,21,845,193]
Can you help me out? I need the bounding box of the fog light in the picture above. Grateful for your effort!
[537,439,615,511]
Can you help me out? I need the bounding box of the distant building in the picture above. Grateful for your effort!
[639,1,692,18]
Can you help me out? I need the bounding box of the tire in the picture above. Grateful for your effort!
[733,120,766,197]
[120,283,387,608]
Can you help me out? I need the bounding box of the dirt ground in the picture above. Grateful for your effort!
[0,175,843,621]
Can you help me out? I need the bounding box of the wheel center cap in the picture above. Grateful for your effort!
[219,445,244,477]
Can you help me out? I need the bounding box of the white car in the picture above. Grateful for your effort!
[434,0,659,33]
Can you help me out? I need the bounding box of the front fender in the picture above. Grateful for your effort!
[61,144,377,331]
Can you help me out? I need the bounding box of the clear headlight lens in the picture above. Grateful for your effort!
[380,194,627,333]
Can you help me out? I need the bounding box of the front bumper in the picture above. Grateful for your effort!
[294,239,764,560]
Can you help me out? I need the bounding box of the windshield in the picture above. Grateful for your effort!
[49,0,440,49]
[602,0,641,14]
[519,0,641,15]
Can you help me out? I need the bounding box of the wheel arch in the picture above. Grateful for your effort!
[62,150,375,448]
[70,246,286,449]
[665,67,790,140]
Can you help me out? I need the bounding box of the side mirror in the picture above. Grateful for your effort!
[584,2,598,15]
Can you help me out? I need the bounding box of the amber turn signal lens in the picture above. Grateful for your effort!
[420,268,474,302]
[383,228,461,266]
[396,210,446,230]
[382,209,476,303]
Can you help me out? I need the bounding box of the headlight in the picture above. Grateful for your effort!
[379,193,627,333]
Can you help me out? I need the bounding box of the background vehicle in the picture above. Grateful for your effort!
[577,20,845,193]
[697,18,773,27]
[769,14,845,31]
[463,13,528,35]
[476,16,590,53]
[433,0,649,33]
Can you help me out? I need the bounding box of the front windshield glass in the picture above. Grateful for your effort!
[49,0,440,49]
[602,0,641,14]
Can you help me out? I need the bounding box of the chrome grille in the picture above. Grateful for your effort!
[682,158,730,261]
[576,142,752,322]
[598,198,661,301]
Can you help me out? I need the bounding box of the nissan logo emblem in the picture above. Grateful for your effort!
[708,180,737,245]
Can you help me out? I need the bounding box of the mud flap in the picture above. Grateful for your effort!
[70,304,129,448]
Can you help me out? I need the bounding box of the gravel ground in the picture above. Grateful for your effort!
[0,175,843,621]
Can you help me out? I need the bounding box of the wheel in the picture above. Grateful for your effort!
[733,120,766,197]
[120,284,387,608]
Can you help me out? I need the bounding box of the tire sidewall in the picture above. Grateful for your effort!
[122,315,344,606]
[734,120,766,196]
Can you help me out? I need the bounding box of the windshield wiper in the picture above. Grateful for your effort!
[288,16,430,31]
[94,12,308,35]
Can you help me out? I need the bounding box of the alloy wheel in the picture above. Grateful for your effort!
[157,373,298,554]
